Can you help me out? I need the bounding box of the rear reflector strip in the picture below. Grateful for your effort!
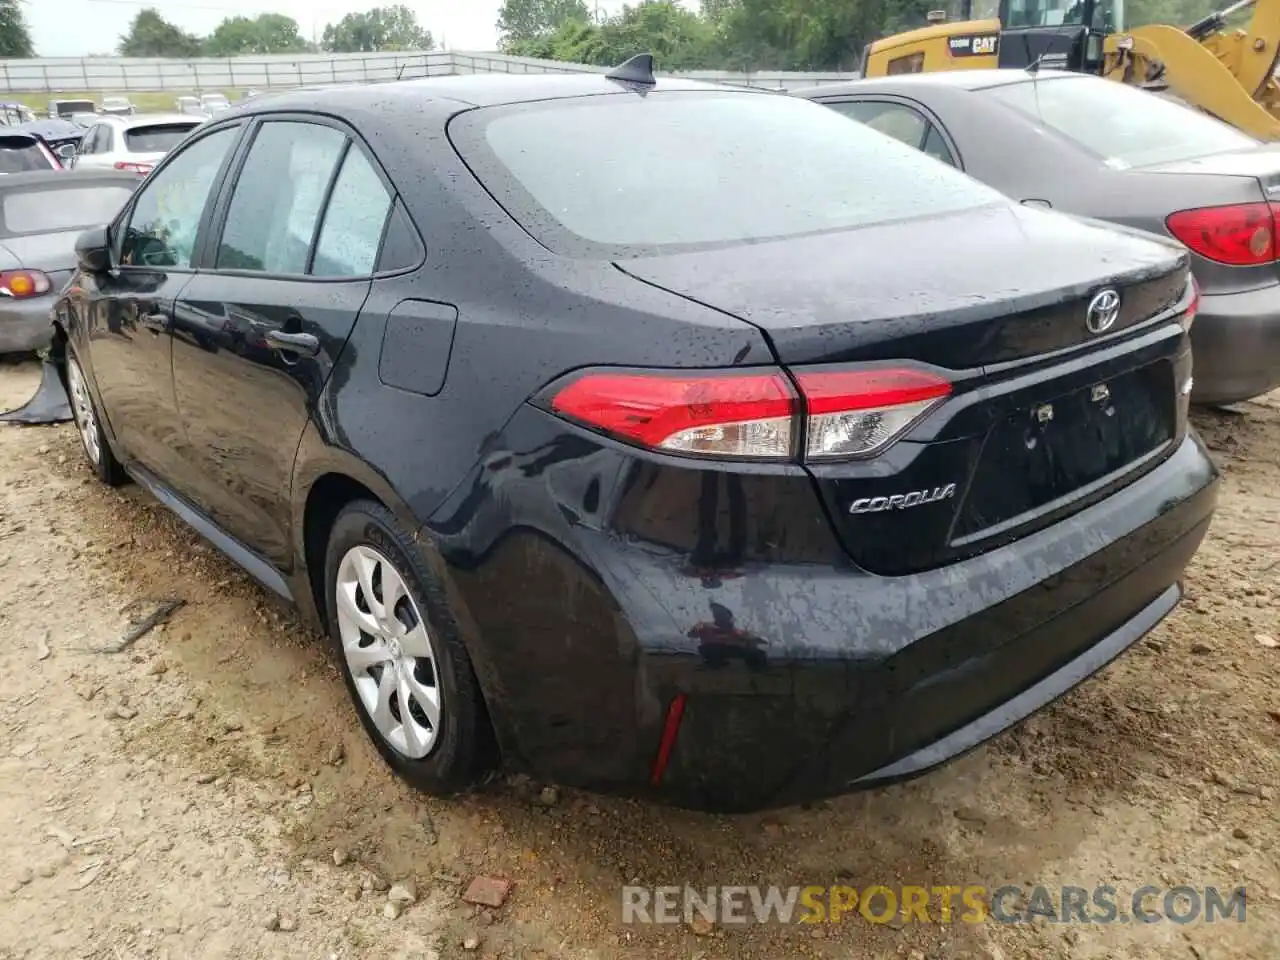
[650,693,687,786]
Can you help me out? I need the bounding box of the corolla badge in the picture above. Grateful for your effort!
[849,483,957,515]
[1085,288,1121,335]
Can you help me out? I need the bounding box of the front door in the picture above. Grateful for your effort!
[84,123,243,483]
[170,117,395,568]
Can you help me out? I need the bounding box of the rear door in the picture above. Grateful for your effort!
[169,115,394,568]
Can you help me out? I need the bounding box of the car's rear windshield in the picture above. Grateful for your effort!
[449,91,1006,258]
[0,140,53,174]
[982,76,1259,169]
[1,185,134,236]
[126,123,198,153]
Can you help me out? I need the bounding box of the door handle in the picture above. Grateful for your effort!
[140,311,167,333]
[265,329,321,357]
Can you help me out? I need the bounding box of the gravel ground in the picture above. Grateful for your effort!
[0,358,1276,960]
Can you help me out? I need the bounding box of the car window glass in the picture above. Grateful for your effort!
[0,141,52,173]
[922,125,957,166]
[126,124,198,153]
[312,146,392,277]
[216,121,346,274]
[453,93,1005,257]
[2,185,135,237]
[827,101,927,149]
[983,76,1258,168]
[78,128,95,155]
[120,126,239,269]
[376,200,424,273]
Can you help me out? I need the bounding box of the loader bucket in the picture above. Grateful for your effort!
[0,357,72,425]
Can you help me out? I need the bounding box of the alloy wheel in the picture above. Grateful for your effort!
[66,355,101,467]
[335,544,443,759]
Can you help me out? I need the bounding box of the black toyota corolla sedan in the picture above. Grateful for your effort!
[50,65,1219,812]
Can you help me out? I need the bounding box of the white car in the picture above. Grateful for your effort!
[200,92,231,114]
[70,113,205,176]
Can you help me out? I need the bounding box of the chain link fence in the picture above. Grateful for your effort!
[0,51,855,95]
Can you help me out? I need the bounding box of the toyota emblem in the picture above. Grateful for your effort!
[1086,288,1121,335]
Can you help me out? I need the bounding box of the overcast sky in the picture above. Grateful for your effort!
[25,0,661,57]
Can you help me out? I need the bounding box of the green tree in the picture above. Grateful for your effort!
[321,5,434,52]
[599,1,716,69]
[205,14,311,56]
[497,0,591,46]
[0,0,35,58]
[118,8,203,58]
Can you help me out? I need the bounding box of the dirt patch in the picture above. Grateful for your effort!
[0,358,1276,960]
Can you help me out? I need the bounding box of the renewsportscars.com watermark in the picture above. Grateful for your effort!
[621,884,1248,926]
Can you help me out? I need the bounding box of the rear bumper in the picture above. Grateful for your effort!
[441,412,1219,812]
[1190,284,1280,405]
[0,298,55,354]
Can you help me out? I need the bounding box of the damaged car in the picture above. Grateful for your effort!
[39,61,1218,812]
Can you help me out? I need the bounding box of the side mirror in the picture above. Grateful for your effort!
[55,143,76,162]
[76,225,111,274]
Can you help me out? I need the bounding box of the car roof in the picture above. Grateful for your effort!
[100,112,204,127]
[792,68,1090,98]
[226,73,749,114]
[0,169,140,189]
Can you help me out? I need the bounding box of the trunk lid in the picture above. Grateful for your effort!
[1140,145,1280,188]
[619,202,1191,575]
[617,203,1186,370]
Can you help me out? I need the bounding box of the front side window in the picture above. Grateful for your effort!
[312,147,392,277]
[983,75,1258,169]
[450,92,1005,258]
[120,125,239,268]
[216,120,347,274]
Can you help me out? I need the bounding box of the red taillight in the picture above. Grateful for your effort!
[795,367,952,459]
[1166,202,1280,266]
[0,269,51,299]
[550,369,798,459]
[546,364,951,461]
[114,161,153,175]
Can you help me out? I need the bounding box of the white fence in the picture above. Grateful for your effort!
[0,51,856,95]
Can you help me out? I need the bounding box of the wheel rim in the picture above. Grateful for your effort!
[335,545,442,759]
[66,356,101,467]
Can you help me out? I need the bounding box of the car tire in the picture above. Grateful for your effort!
[65,349,127,487]
[324,499,493,794]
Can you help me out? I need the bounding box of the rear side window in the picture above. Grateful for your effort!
[312,147,392,277]
[126,124,198,153]
[828,101,927,148]
[0,139,54,174]
[1,185,134,236]
[983,76,1258,168]
[216,120,347,274]
[450,92,1003,257]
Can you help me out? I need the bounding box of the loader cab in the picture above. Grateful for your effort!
[998,0,1123,73]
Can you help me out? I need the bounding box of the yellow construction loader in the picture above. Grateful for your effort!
[860,0,1280,140]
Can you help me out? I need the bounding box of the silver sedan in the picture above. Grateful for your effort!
[794,70,1280,406]
[0,169,140,353]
